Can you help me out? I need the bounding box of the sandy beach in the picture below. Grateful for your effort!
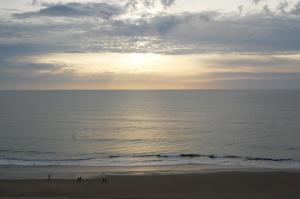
[1,167,300,199]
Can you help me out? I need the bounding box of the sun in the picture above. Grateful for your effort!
[129,53,146,66]
[122,53,162,72]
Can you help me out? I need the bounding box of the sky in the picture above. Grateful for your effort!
[0,0,300,89]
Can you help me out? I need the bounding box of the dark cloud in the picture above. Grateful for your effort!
[0,43,55,57]
[15,2,123,19]
[0,62,64,74]
[19,0,175,20]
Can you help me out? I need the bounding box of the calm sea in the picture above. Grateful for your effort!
[0,90,300,168]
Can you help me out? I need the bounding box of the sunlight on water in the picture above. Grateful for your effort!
[0,90,300,168]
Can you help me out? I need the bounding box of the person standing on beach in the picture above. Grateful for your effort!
[102,173,108,183]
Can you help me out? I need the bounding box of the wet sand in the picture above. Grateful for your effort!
[1,171,300,199]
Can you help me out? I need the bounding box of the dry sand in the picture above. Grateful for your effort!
[1,171,300,199]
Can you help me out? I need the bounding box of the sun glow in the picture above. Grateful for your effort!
[121,53,162,72]
[11,52,300,90]
[29,52,204,75]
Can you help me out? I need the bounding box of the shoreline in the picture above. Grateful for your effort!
[1,170,300,198]
[1,166,300,198]
[1,164,300,179]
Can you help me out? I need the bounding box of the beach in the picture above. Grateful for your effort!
[1,166,300,199]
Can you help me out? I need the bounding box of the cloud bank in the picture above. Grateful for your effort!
[1,0,300,89]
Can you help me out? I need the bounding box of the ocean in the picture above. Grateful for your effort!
[0,90,300,168]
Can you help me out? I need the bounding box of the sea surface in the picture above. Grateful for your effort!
[0,90,300,168]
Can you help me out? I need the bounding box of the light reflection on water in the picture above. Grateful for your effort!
[0,90,300,168]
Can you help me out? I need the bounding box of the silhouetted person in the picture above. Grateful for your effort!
[48,174,51,181]
[103,177,108,183]
[102,173,108,183]
[77,176,82,182]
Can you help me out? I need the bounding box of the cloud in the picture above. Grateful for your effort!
[32,0,39,5]
[252,0,263,5]
[143,0,156,8]
[18,0,176,20]
[4,5,300,55]
[238,5,243,15]
[160,0,175,8]
[277,0,289,14]
[1,1,300,89]
[291,1,300,15]
[0,62,64,74]
[146,12,300,54]
[199,72,300,89]
[203,55,300,73]
[262,5,272,15]
[15,2,123,19]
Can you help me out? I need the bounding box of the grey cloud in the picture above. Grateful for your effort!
[2,1,300,56]
[0,43,56,57]
[124,0,173,11]
[163,13,300,53]
[291,2,300,15]
[262,5,272,15]
[0,62,64,74]
[277,0,289,14]
[0,66,184,90]
[205,56,300,69]
[124,0,139,11]
[143,0,156,8]
[0,61,67,90]
[2,1,300,89]
[238,5,243,15]
[120,12,300,54]
[200,71,300,80]
[252,0,262,5]
[20,0,175,20]
[201,72,300,89]
[160,0,175,8]
[32,0,39,5]
[4,9,300,54]
[15,2,123,19]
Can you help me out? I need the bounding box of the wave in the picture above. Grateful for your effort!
[1,157,94,162]
[0,149,55,155]
[72,132,164,142]
[74,137,152,142]
[0,152,297,167]
[109,153,293,162]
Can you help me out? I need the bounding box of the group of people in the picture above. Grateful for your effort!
[47,174,108,183]
[78,175,108,183]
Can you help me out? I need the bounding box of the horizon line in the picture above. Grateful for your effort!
[0,89,299,92]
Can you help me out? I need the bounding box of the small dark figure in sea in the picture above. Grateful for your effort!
[77,176,83,182]
[48,174,51,181]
